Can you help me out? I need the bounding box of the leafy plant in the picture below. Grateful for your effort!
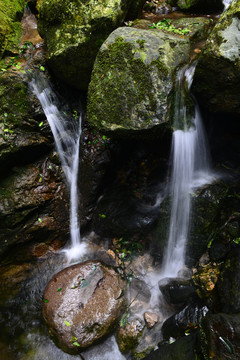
[120,312,130,328]
[113,237,142,281]
[64,320,71,326]
[149,19,190,36]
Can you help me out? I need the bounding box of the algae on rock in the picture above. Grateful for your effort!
[87,27,191,137]
[0,0,25,57]
[37,0,145,90]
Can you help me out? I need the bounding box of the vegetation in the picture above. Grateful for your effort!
[149,19,191,35]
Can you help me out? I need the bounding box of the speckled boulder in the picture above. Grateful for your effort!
[37,0,145,90]
[42,260,126,354]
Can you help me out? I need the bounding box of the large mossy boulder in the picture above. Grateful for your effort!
[0,0,25,57]
[192,0,240,116]
[87,26,191,137]
[42,260,126,354]
[37,0,145,91]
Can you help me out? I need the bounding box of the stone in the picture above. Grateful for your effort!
[159,277,197,305]
[144,332,199,360]
[200,312,240,359]
[42,260,126,354]
[36,0,145,90]
[192,0,240,116]
[0,0,25,57]
[87,26,191,137]
[117,317,145,353]
[217,247,240,313]
[192,264,220,301]
[0,72,52,170]
[144,311,159,328]
[162,302,208,339]
[0,157,68,255]
[165,0,223,12]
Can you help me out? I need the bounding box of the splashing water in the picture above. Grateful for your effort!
[29,73,87,263]
[161,65,214,278]
[222,0,232,10]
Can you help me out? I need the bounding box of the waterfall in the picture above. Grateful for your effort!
[222,0,232,10]
[161,65,213,278]
[29,73,87,262]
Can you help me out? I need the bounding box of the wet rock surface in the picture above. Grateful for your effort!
[159,277,197,306]
[162,301,208,339]
[117,317,145,353]
[145,331,199,360]
[192,0,240,116]
[217,247,240,313]
[37,0,145,90]
[200,312,240,360]
[42,260,126,353]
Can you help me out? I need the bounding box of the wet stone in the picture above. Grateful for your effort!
[42,260,126,354]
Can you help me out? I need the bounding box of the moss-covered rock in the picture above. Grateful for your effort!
[0,0,25,57]
[36,0,145,90]
[117,318,145,353]
[0,72,52,170]
[87,26,191,137]
[192,0,240,116]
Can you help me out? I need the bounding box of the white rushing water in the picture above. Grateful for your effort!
[29,74,87,262]
[222,0,232,10]
[161,65,214,278]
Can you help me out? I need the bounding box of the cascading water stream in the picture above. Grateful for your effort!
[161,64,214,278]
[222,0,233,10]
[29,73,87,262]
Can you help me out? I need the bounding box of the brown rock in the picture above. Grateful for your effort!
[144,311,159,328]
[117,317,145,353]
[42,260,126,354]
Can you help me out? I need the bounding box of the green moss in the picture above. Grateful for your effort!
[0,0,25,57]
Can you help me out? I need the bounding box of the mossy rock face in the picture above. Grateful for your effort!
[87,26,190,137]
[166,0,223,12]
[192,0,240,116]
[37,0,145,90]
[0,72,52,170]
[0,0,25,57]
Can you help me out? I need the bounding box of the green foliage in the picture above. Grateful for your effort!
[44,298,49,303]
[64,320,71,326]
[2,41,34,73]
[57,287,62,292]
[99,213,106,219]
[149,19,190,36]
[120,311,130,328]
[114,237,142,281]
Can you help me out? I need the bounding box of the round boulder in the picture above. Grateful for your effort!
[42,260,126,354]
